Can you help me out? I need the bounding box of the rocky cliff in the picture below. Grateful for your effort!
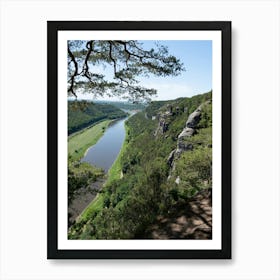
[164,100,212,189]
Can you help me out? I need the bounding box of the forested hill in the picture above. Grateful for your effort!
[68,101,127,135]
[95,100,146,111]
[69,91,212,240]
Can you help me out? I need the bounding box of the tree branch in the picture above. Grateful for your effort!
[67,45,79,98]
[67,40,184,102]
[108,41,117,75]
[83,40,93,80]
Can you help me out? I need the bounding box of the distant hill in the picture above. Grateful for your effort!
[95,100,146,111]
[68,101,127,135]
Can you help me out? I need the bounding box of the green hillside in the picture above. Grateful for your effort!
[69,91,212,239]
[68,100,127,135]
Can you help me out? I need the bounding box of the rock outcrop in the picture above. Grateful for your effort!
[167,149,176,166]
[186,106,202,128]
[178,127,195,138]
[177,106,202,151]
[167,100,211,182]
[154,104,174,136]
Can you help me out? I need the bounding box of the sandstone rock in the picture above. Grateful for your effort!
[174,148,183,158]
[166,100,211,182]
[167,104,173,113]
[167,149,176,166]
[177,141,193,151]
[186,109,201,128]
[154,112,172,136]
[178,127,195,138]
[162,121,168,133]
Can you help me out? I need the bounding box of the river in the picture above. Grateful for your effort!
[69,116,128,226]
[81,117,127,172]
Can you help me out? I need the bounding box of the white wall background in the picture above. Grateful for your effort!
[0,0,279,279]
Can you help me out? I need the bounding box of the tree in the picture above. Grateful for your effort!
[68,40,184,102]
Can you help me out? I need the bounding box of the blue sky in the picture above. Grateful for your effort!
[139,40,212,100]
[76,40,212,101]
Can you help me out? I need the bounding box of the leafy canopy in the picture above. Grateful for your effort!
[68,40,185,102]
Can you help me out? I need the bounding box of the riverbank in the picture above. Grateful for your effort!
[68,120,111,161]
[105,123,129,186]
[76,121,130,225]
[68,118,107,139]
[68,178,106,226]
[68,119,114,228]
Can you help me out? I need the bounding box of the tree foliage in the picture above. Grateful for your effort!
[68,40,184,102]
[68,161,103,203]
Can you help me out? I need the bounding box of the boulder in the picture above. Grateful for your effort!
[178,127,195,138]
[186,109,201,128]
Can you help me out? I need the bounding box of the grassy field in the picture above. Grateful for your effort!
[68,120,111,161]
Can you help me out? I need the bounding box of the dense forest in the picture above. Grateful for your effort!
[68,91,212,239]
[68,101,127,135]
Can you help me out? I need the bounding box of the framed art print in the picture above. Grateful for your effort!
[47,21,231,259]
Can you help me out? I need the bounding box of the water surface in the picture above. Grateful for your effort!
[81,117,127,172]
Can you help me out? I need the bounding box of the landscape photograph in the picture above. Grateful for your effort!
[67,39,213,240]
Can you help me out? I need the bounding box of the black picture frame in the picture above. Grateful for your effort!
[47,21,231,259]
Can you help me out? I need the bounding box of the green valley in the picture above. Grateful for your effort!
[68,91,212,240]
